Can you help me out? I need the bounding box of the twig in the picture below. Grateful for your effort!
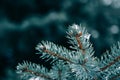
[75,32,85,54]
[43,48,74,63]
[100,56,120,71]
[22,67,52,80]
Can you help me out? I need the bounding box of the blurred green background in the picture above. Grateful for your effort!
[0,0,120,80]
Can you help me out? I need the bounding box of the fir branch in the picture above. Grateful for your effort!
[36,41,74,63]
[43,48,73,63]
[100,56,120,71]
[42,45,94,77]
[16,24,120,80]
[21,67,52,80]
[16,61,53,80]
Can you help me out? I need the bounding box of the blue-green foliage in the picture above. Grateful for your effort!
[16,24,120,80]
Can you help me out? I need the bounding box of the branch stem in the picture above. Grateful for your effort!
[22,67,52,80]
[44,49,74,63]
[100,56,120,71]
[75,32,85,54]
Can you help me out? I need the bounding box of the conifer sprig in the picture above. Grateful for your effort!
[16,24,120,80]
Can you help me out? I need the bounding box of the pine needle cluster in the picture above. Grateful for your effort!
[16,24,120,80]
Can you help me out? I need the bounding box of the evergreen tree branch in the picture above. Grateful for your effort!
[16,24,120,80]
[36,41,75,64]
[100,56,120,71]
[21,66,52,80]
[16,61,53,80]
[43,48,73,63]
